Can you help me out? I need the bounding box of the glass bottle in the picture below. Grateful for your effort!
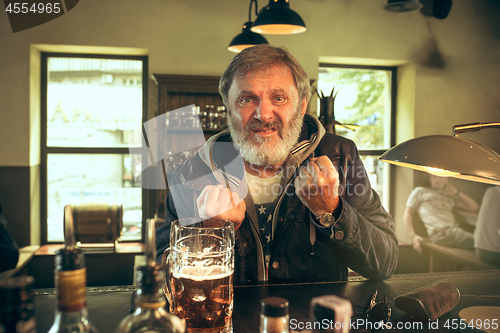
[181,105,199,129]
[48,205,97,333]
[115,219,185,333]
[199,106,209,130]
[193,106,201,128]
[211,111,220,130]
[0,276,37,333]
[217,106,227,129]
[260,297,289,333]
[205,105,215,129]
[47,246,98,333]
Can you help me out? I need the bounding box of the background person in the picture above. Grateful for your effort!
[404,175,479,253]
[0,201,19,273]
[474,186,500,266]
[156,45,398,283]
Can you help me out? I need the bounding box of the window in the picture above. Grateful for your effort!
[317,64,396,209]
[41,53,148,243]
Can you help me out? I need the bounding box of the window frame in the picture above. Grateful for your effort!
[40,52,149,244]
[318,63,397,211]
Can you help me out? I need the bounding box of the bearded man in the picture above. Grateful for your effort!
[156,45,398,283]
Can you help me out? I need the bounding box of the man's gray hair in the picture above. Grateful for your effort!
[219,45,310,110]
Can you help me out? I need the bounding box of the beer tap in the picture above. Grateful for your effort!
[145,218,156,267]
[63,204,76,251]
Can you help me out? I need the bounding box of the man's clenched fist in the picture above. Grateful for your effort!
[294,156,340,218]
[197,184,246,230]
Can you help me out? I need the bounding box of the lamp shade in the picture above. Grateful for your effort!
[228,21,269,53]
[379,135,500,185]
[251,0,307,35]
[384,0,421,12]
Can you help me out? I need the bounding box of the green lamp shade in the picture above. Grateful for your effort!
[379,135,500,185]
[251,0,306,35]
[228,21,269,53]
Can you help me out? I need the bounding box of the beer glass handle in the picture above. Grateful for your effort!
[161,247,173,304]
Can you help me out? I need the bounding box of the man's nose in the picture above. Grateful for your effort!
[254,99,273,122]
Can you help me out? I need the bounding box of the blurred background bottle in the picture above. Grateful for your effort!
[0,276,37,333]
[203,105,214,129]
[217,106,227,129]
[211,111,220,130]
[115,219,185,333]
[116,264,185,333]
[181,105,199,128]
[47,246,98,333]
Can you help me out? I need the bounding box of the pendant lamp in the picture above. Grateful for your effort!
[251,0,307,35]
[228,0,269,53]
[228,21,269,53]
[379,122,500,185]
[384,0,421,12]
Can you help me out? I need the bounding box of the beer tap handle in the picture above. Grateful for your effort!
[145,218,156,266]
[63,205,76,250]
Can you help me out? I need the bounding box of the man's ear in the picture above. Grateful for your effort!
[300,97,309,117]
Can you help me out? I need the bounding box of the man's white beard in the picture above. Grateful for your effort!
[228,110,304,166]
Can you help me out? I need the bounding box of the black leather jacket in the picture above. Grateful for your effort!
[156,114,398,284]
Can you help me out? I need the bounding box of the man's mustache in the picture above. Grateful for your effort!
[245,119,283,133]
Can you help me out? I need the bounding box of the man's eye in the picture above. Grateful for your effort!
[240,97,254,104]
[274,96,286,104]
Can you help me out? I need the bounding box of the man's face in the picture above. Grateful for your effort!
[430,175,448,190]
[226,65,308,167]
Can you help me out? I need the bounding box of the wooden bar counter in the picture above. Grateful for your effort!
[33,270,500,332]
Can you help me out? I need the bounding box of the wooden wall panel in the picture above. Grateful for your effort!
[151,75,225,221]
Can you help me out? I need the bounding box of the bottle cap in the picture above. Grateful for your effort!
[261,297,289,317]
[55,247,85,271]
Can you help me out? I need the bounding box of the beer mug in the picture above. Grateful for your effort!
[163,218,235,333]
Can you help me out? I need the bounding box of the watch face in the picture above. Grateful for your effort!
[319,213,335,227]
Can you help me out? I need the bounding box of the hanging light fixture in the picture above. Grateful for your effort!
[251,0,307,35]
[228,0,269,53]
[379,122,500,185]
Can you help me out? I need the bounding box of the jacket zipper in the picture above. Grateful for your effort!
[267,172,298,280]
[246,211,267,281]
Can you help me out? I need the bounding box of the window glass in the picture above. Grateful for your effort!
[47,154,142,242]
[360,155,390,208]
[317,67,392,150]
[44,55,146,243]
[318,66,394,209]
[46,58,143,148]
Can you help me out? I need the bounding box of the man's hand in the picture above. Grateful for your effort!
[294,156,340,217]
[441,182,458,197]
[411,234,424,254]
[197,184,246,230]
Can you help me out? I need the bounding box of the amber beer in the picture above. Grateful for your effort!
[170,265,233,332]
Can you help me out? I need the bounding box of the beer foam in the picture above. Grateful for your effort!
[176,265,232,281]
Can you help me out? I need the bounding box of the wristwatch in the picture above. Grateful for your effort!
[316,212,336,227]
